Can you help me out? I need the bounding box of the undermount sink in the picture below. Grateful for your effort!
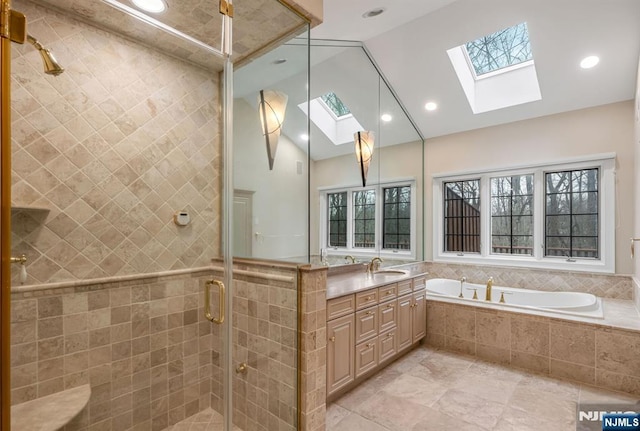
[372,269,409,276]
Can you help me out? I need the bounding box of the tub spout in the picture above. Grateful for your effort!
[485,277,493,301]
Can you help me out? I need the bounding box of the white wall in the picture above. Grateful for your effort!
[634,58,640,305]
[425,101,635,275]
[310,140,424,259]
[233,98,308,260]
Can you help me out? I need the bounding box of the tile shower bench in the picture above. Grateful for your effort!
[11,384,91,431]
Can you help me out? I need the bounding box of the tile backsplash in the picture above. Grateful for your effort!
[11,0,221,286]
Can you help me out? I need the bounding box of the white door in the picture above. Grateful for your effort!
[233,190,254,257]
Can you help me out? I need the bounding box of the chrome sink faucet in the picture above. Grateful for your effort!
[485,277,493,301]
[368,257,383,273]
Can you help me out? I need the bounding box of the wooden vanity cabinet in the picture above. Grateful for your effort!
[397,294,413,352]
[326,275,428,400]
[397,285,427,352]
[326,314,355,395]
[412,290,426,343]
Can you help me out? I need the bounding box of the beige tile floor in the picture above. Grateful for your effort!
[327,346,640,431]
[166,408,242,431]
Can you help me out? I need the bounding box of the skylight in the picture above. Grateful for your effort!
[465,22,533,76]
[447,21,541,114]
[298,92,364,146]
[320,92,351,118]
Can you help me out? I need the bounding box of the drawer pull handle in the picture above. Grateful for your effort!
[386,290,393,294]
[365,296,372,301]
[366,311,374,315]
[329,336,336,342]
[387,332,393,337]
[366,343,373,348]
[386,304,393,309]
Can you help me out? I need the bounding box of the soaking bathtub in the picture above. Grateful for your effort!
[425,278,604,319]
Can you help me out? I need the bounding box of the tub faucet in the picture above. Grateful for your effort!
[368,257,383,273]
[458,277,466,298]
[345,255,356,264]
[485,277,493,301]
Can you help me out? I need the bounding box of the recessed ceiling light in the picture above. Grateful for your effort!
[273,58,287,65]
[580,55,600,69]
[362,8,385,18]
[131,0,167,13]
[425,102,438,111]
[380,114,392,122]
[300,134,309,141]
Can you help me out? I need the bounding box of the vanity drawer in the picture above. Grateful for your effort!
[354,307,378,344]
[397,279,412,296]
[412,276,426,291]
[378,284,397,302]
[378,299,397,333]
[355,337,379,378]
[327,294,355,320]
[379,328,397,363]
[355,289,378,310]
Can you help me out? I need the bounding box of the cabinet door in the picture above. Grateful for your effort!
[355,307,378,344]
[412,290,426,343]
[355,338,378,378]
[327,314,355,395]
[397,294,412,352]
[378,299,397,333]
[379,328,396,363]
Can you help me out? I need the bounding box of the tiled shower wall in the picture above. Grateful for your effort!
[425,262,633,299]
[11,270,214,430]
[11,0,221,286]
[210,261,299,431]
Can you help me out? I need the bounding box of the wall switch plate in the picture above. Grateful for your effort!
[174,211,190,226]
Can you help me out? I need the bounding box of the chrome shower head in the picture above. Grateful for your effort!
[26,34,64,76]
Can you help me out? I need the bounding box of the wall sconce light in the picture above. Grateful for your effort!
[354,131,374,187]
[258,90,288,170]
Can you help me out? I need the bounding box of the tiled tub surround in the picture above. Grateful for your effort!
[10,0,221,286]
[11,269,216,431]
[425,262,634,299]
[426,299,640,396]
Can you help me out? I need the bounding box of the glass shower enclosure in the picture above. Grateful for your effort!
[0,0,309,430]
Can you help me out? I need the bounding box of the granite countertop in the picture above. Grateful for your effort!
[326,267,428,299]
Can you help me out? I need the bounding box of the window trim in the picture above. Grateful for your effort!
[432,154,616,273]
[320,179,417,260]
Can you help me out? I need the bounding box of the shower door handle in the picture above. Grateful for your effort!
[205,279,225,324]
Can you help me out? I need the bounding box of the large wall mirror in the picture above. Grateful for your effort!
[233,38,424,265]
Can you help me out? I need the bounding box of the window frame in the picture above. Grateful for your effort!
[432,154,615,273]
[320,179,417,259]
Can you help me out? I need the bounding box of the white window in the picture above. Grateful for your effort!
[433,154,615,273]
[321,180,416,259]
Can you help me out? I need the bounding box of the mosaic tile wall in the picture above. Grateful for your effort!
[10,271,214,430]
[10,0,221,286]
[209,261,299,431]
[425,262,633,300]
[426,301,640,396]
